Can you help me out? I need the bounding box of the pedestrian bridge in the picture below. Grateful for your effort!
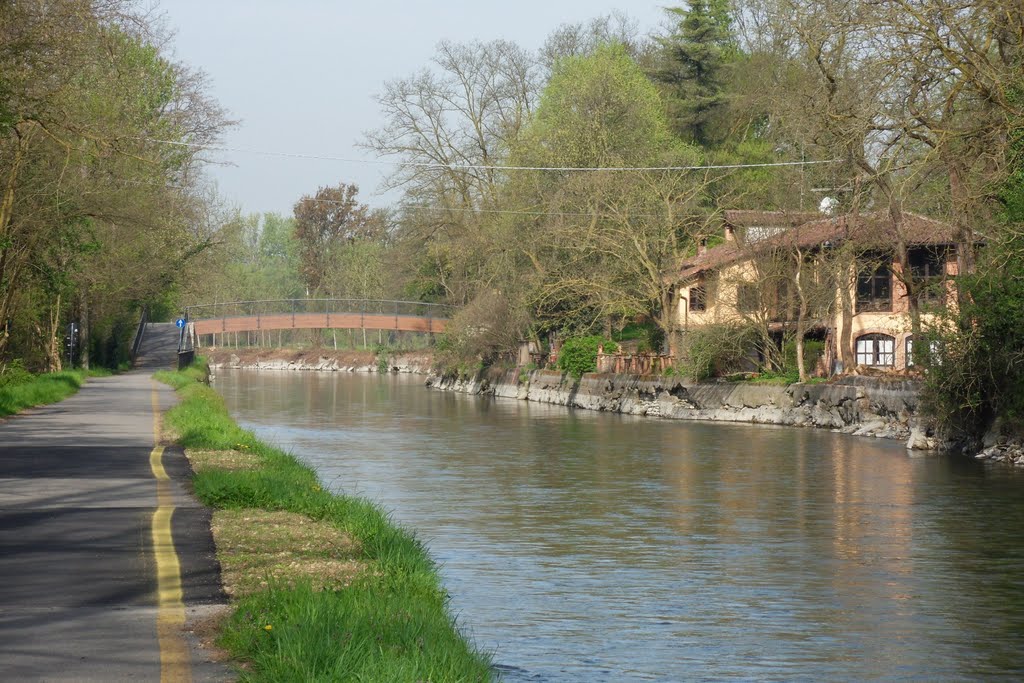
[184,299,451,339]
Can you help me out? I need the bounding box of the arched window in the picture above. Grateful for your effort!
[856,333,895,367]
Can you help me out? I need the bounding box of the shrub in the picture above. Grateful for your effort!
[922,242,1024,443]
[557,336,617,378]
[681,323,757,380]
[435,291,530,369]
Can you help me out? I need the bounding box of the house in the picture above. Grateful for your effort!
[673,210,966,373]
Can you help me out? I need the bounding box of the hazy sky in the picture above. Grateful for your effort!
[160,1,670,216]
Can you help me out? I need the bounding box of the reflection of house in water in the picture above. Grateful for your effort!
[662,427,817,541]
[824,438,923,675]
[828,436,914,571]
[661,427,918,607]
[673,210,971,373]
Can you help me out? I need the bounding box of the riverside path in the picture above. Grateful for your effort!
[0,323,229,681]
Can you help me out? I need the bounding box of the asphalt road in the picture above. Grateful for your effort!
[0,324,230,681]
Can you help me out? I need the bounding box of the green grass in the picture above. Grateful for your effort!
[158,360,493,682]
[0,368,113,417]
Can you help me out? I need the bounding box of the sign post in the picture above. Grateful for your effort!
[175,317,186,353]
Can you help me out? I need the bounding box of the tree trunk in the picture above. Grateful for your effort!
[80,293,90,370]
[838,260,855,373]
[794,252,809,383]
[44,294,63,372]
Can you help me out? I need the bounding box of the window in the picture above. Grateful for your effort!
[905,336,942,367]
[690,285,706,312]
[737,284,759,313]
[856,258,892,312]
[856,334,895,367]
[909,247,948,307]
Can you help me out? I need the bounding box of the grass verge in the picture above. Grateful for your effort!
[0,367,112,417]
[155,361,493,682]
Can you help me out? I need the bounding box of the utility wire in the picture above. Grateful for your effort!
[301,199,660,218]
[143,137,841,173]
[292,196,665,218]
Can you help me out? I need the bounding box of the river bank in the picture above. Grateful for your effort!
[432,369,1024,465]
[204,348,1024,464]
[204,348,434,374]
[428,368,941,450]
[156,361,493,681]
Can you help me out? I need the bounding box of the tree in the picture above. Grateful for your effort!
[504,43,709,349]
[539,11,650,75]
[362,40,540,310]
[924,240,1024,444]
[363,40,537,206]
[292,183,375,297]
[0,1,230,368]
[651,1,735,145]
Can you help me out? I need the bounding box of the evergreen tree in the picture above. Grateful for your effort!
[652,0,734,146]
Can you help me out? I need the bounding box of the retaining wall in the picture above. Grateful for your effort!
[427,370,939,450]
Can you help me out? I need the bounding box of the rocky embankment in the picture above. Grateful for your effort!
[204,349,1022,464]
[972,417,1024,465]
[427,369,942,451]
[204,348,434,375]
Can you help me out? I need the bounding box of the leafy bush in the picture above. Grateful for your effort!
[922,242,1024,442]
[518,361,537,384]
[557,336,617,378]
[435,290,529,369]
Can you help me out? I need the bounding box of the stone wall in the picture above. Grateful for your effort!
[207,351,433,375]
[427,370,937,450]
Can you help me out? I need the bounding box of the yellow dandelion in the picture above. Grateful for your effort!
[264,624,273,632]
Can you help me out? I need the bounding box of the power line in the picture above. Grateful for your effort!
[290,196,663,218]
[143,137,840,173]
[401,204,657,218]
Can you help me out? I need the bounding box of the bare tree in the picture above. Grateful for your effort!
[362,39,539,207]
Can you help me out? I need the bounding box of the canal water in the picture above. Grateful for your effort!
[214,369,1024,682]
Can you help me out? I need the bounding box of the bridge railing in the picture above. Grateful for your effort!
[184,299,453,322]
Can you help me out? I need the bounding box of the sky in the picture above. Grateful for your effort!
[159,1,671,216]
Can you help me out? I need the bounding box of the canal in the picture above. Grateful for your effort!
[214,369,1024,682]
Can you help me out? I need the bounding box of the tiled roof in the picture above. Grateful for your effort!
[676,211,966,282]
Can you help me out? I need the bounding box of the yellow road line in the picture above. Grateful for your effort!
[150,385,192,683]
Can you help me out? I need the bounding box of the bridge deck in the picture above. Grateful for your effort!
[192,312,447,335]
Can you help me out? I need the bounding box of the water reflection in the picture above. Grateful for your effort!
[216,369,1024,681]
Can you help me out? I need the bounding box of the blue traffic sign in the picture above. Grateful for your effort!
[175,318,186,329]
